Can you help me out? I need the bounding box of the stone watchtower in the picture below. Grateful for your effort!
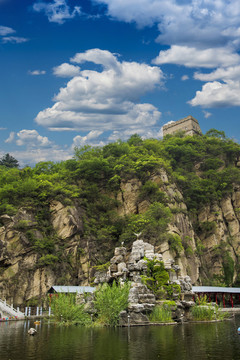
[163,115,202,137]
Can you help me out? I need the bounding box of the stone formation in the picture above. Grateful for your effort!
[94,238,194,325]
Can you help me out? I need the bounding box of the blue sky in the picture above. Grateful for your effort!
[0,0,240,166]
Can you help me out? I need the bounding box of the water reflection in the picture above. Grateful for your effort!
[1,318,240,360]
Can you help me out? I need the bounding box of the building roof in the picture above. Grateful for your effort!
[192,286,240,294]
[48,286,96,294]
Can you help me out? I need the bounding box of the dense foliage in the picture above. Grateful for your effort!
[1,130,239,216]
[141,258,181,299]
[0,130,239,285]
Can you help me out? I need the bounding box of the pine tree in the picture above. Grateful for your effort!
[0,153,19,168]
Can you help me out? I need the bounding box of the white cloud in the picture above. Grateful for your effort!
[203,110,212,119]
[72,130,104,148]
[93,0,182,27]
[53,63,81,77]
[12,148,72,166]
[189,81,240,108]
[194,66,240,82]
[33,0,81,24]
[29,70,46,75]
[3,130,73,166]
[162,120,175,127]
[95,0,240,49]
[5,131,15,143]
[70,49,120,70]
[0,25,15,36]
[153,46,240,69]
[35,49,163,132]
[108,127,163,142]
[2,36,28,44]
[16,130,52,148]
[181,75,189,81]
[93,0,240,109]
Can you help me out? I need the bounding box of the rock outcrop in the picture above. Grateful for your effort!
[95,239,193,325]
[0,167,240,306]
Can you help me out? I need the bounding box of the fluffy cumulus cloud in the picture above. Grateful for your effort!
[2,130,67,166]
[153,46,240,69]
[94,0,240,108]
[33,0,81,24]
[194,66,240,82]
[72,130,104,148]
[94,0,240,49]
[35,49,163,132]
[15,130,52,148]
[190,65,240,108]
[189,81,240,108]
[53,63,81,77]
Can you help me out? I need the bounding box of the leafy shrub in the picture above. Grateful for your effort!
[168,234,183,256]
[138,181,166,203]
[13,219,32,230]
[94,281,130,326]
[196,221,216,235]
[38,254,59,266]
[93,262,110,271]
[185,246,194,257]
[141,258,170,299]
[222,252,234,286]
[164,283,181,299]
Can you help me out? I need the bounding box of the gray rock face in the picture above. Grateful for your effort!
[119,310,149,326]
[95,238,193,326]
[178,276,192,292]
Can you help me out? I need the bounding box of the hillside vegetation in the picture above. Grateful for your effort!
[0,129,240,303]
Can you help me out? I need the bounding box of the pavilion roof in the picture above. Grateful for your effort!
[48,286,96,294]
[192,286,240,294]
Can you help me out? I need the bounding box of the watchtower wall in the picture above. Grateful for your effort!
[163,116,202,137]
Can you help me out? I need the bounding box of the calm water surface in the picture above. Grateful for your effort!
[1,316,240,360]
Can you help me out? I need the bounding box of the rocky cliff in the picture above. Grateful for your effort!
[0,165,240,306]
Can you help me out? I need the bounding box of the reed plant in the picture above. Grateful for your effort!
[94,281,130,326]
[190,304,216,321]
[149,304,173,323]
[51,293,91,325]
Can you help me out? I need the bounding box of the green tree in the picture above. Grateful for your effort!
[205,128,226,139]
[0,153,19,168]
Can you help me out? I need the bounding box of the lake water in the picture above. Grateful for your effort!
[1,317,240,360]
